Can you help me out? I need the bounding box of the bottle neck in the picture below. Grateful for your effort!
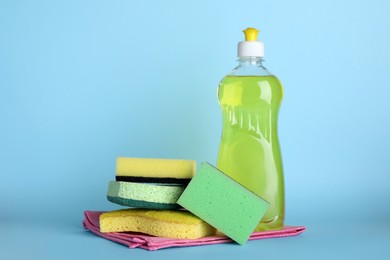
[238,57,264,67]
[228,56,270,76]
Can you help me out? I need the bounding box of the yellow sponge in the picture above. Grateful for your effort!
[116,157,196,183]
[99,209,216,239]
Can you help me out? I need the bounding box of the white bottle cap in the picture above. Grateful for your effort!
[237,28,264,58]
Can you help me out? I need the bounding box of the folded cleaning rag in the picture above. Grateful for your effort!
[83,210,306,251]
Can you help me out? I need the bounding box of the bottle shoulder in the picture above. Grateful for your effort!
[218,74,283,106]
[219,74,282,87]
[228,64,272,77]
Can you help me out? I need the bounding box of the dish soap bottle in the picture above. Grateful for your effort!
[217,28,284,231]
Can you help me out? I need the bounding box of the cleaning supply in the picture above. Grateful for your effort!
[99,208,216,239]
[216,28,285,231]
[116,157,196,184]
[107,181,185,209]
[177,162,269,245]
[84,210,306,250]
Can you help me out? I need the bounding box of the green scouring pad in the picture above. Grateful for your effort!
[177,162,269,245]
[107,181,185,210]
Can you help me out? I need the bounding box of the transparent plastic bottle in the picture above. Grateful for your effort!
[217,28,284,231]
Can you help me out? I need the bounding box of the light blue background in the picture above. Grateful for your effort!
[1,0,389,259]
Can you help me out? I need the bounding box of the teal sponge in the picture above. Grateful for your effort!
[107,181,185,210]
[177,162,269,245]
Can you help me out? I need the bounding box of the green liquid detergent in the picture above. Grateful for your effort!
[217,28,284,231]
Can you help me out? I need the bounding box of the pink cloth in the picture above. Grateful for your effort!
[83,210,306,251]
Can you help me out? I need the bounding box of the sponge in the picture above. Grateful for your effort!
[177,162,269,245]
[116,157,196,184]
[107,181,184,210]
[99,209,216,239]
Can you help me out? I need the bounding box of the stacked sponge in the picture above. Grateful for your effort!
[101,157,217,239]
[107,157,195,209]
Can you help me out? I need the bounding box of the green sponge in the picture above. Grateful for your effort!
[177,162,269,245]
[107,181,185,210]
